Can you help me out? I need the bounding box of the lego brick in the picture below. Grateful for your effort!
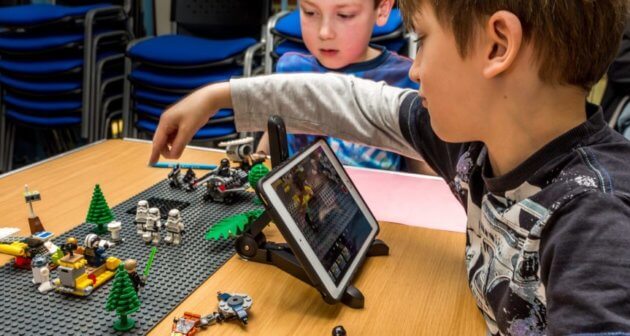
[0,179,262,335]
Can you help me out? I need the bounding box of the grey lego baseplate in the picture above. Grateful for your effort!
[0,179,263,335]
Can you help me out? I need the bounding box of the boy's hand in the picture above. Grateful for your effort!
[150,82,232,164]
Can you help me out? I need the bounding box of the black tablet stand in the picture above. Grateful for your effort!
[233,116,389,309]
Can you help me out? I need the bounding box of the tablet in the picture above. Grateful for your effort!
[257,139,380,301]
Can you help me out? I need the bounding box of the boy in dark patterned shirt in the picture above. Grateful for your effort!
[150,0,630,334]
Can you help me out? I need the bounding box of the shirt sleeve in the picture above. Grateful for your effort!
[540,190,630,335]
[230,73,423,160]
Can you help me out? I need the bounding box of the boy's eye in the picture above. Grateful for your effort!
[338,13,356,19]
[301,8,316,16]
[414,35,425,48]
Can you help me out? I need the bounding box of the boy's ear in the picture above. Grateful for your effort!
[375,0,394,27]
[481,10,523,79]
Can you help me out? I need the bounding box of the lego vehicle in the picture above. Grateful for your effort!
[0,228,55,269]
[172,312,202,336]
[52,253,121,296]
[218,137,266,172]
[194,159,251,204]
[202,173,250,204]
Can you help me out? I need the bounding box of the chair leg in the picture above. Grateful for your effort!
[6,122,15,172]
[0,107,5,173]
[122,56,135,138]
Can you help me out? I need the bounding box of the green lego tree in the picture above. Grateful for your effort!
[86,184,114,234]
[248,163,270,205]
[106,263,141,331]
[205,209,265,240]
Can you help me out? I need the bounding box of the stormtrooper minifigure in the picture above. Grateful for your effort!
[142,207,162,245]
[164,209,184,246]
[135,200,149,235]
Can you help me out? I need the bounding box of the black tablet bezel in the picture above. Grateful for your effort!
[257,139,380,302]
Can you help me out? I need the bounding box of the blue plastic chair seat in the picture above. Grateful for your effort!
[136,119,236,140]
[6,108,80,126]
[0,51,117,75]
[134,101,233,119]
[133,88,183,105]
[0,74,81,93]
[0,32,84,51]
[274,10,301,38]
[0,4,110,26]
[128,35,257,66]
[274,8,402,39]
[0,57,82,74]
[130,66,243,90]
[5,93,81,112]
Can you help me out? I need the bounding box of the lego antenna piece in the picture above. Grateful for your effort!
[24,184,45,234]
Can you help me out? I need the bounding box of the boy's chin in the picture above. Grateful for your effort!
[430,121,475,143]
[318,58,349,70]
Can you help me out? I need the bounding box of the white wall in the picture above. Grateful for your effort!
[154,0,172,35]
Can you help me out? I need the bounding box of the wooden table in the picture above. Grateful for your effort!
[0,139,486,335]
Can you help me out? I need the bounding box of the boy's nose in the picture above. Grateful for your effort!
[318,20,335,40]
[409,59,421,84]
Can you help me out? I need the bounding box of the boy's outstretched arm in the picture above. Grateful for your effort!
[150,73,420,164]
[232,73,417,157]
[150,83,232,163]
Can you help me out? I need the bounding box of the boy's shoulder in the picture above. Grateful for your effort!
[276,52,321,73]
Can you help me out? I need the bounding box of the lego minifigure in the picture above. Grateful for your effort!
[217,158,231,178]
[123,259,146,292]
[182,168,197,191]
[168,164,183,188]
[31,255,53,293]
[164,209,184,245]
[135,200,149,235]
[83,234,114,267]
[61,237,78,257]
[142,207,162,245]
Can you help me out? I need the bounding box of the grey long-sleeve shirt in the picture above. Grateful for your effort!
[231,73,421,160]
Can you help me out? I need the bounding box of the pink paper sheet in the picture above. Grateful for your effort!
[345,167,467,233]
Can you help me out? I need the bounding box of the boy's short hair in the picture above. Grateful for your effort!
[399,0,628,91]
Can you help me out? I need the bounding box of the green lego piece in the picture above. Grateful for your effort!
[248,163,270,205]
[85,184,114,234]
[143,246,158,278]
[105,264,141,331]
[205,209,265,240]
[50,246,64,265]
[247,163,270,189]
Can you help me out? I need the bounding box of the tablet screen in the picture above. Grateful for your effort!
[269,144,373,285]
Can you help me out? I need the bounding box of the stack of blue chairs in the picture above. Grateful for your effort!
[122,0,271,141]
[0,1,130,172]
[264,8,408,74]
